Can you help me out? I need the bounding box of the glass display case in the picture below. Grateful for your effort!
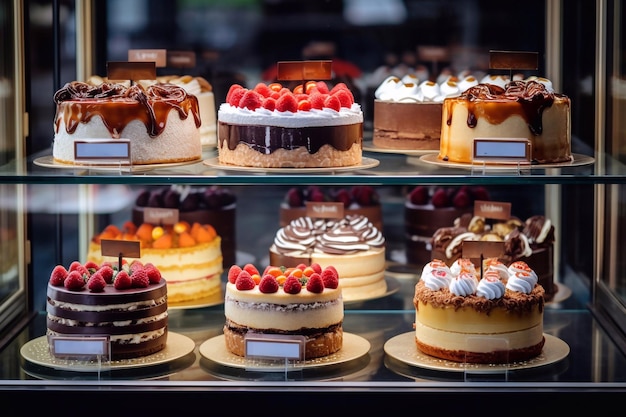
[1,0,626,406]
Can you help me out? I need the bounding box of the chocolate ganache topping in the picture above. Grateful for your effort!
[54,81,201,138]
[451,80,557,135]
[274,214,384,256]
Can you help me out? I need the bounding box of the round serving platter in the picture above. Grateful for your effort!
[33,155,202,173]
[199,332,370,372]
[418,152,595,171]
[384,332,569,374]
[202,156,379,174]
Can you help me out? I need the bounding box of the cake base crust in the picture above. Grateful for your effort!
[223,322,343,360]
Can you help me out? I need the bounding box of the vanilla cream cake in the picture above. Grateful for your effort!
[414,258,545,364]
[224,263,343,359]
[87,221,223,304]
[269,214,386,301]
[217,81,363,168]
[46,260,168,360]
[439,79,572,164]
[53,81,202,165]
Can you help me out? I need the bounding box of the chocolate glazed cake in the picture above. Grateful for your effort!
[46,279,168,359]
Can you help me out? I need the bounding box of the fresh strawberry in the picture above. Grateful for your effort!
[323,95,341,112]
[431,188,449,208]
[304,81,317,94]
[262,97,277,111]
[253,82,272,98]
[268,82,282,92]
[308,92,327,110]
[64,270,85,290]
[295,263,308,271]
[131,268,150,288]
[298,99,312,111]
[84,261,100,273]
[144,263,162,284]
[321,267,339,289]
[129,260,144,274]
[305,273,324,293]
[99,265,115,284]
[227,265,242,283]
[315,81,330,94]
[332,89,354,108]
[225,84,244,103]
[258,274,279,293]
[243,263,260,277]
[238,90,263,110]
[409,186,428,205]
[452,190,471,209]
[87,272,106,292]
[330,82,349,94]
[283,275,302,294]
[68,261,83,272]
[227,87,247,107]
[49,265,68,286]
[275,93,298,113]
[310,263,323,274]
[114,270,132,290]
[235,270,256,291]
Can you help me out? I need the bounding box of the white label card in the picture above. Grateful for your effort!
[244,334,305,360]
[48,335,110,359]
[473,138,531,163]
[74,139,131,162]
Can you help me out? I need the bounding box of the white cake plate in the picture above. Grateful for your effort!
[202,156,379,174]
[33,155,202,173]
[418,153,594,170]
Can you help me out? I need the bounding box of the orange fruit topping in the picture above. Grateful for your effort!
[136,223,154,242]
[193,224,217,243]
[276,275,287,285]
[152,234,172,249]
[302,266,316,277]
[178,232,196,248]
[151,226,165,241]
[265,267,284,278]
[251,274,261,285]
[174,221,190,234]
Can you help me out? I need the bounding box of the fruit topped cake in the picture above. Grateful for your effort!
[46,259,168,360]
[269,214,387,301]
[87,220,223,304]
[223,262,343,360]
[280,185,382,230]
[439,78,572,164]
[133,185,236,267]
[405,185,490,265]
[413,258,545,364]
[217,80,363,168]
[53,81,202,165]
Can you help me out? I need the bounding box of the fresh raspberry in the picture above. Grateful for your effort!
[283,275,302,294]
[129,260,144,274]
[431,188,449,208]
[131,268,150,288]
[99,265,115,284]
[285,188,303,207]
[258,274,279,294]
[409,186,428,205]
[452,190,471,209]
[114,270,132,290]
[471,186,490,202]
[308,189,325,202]
[353,185,378,206]
[321,268,339,289]
[242,263,260,277]
[334,189,352,208]
[64,270,85,290]
[275,93,298,113]
[227,265,243,284]
[235,270,256,291]
[323,95,341,112]
[238,90,263,110]
[87,272,106,292]
[144,263,162,284]
[310,263,323,274]
[49,265,68,286]
[306,273,324,293]
[332,89,354,108]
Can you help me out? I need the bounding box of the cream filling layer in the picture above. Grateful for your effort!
[47,311,168,327]
[414,320,544,352]
[48,296,166,312]
[47,328,165,345]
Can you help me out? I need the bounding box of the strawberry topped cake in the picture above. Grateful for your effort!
[217,81,363,168]
[223,262,343,359]
[46,260,168,360]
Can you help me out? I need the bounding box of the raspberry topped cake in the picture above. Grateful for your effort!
[223,262,343,359]
[217,81,363,168]
[414,258,545,363]
[280,185,382,230]
[46,260,168,360]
